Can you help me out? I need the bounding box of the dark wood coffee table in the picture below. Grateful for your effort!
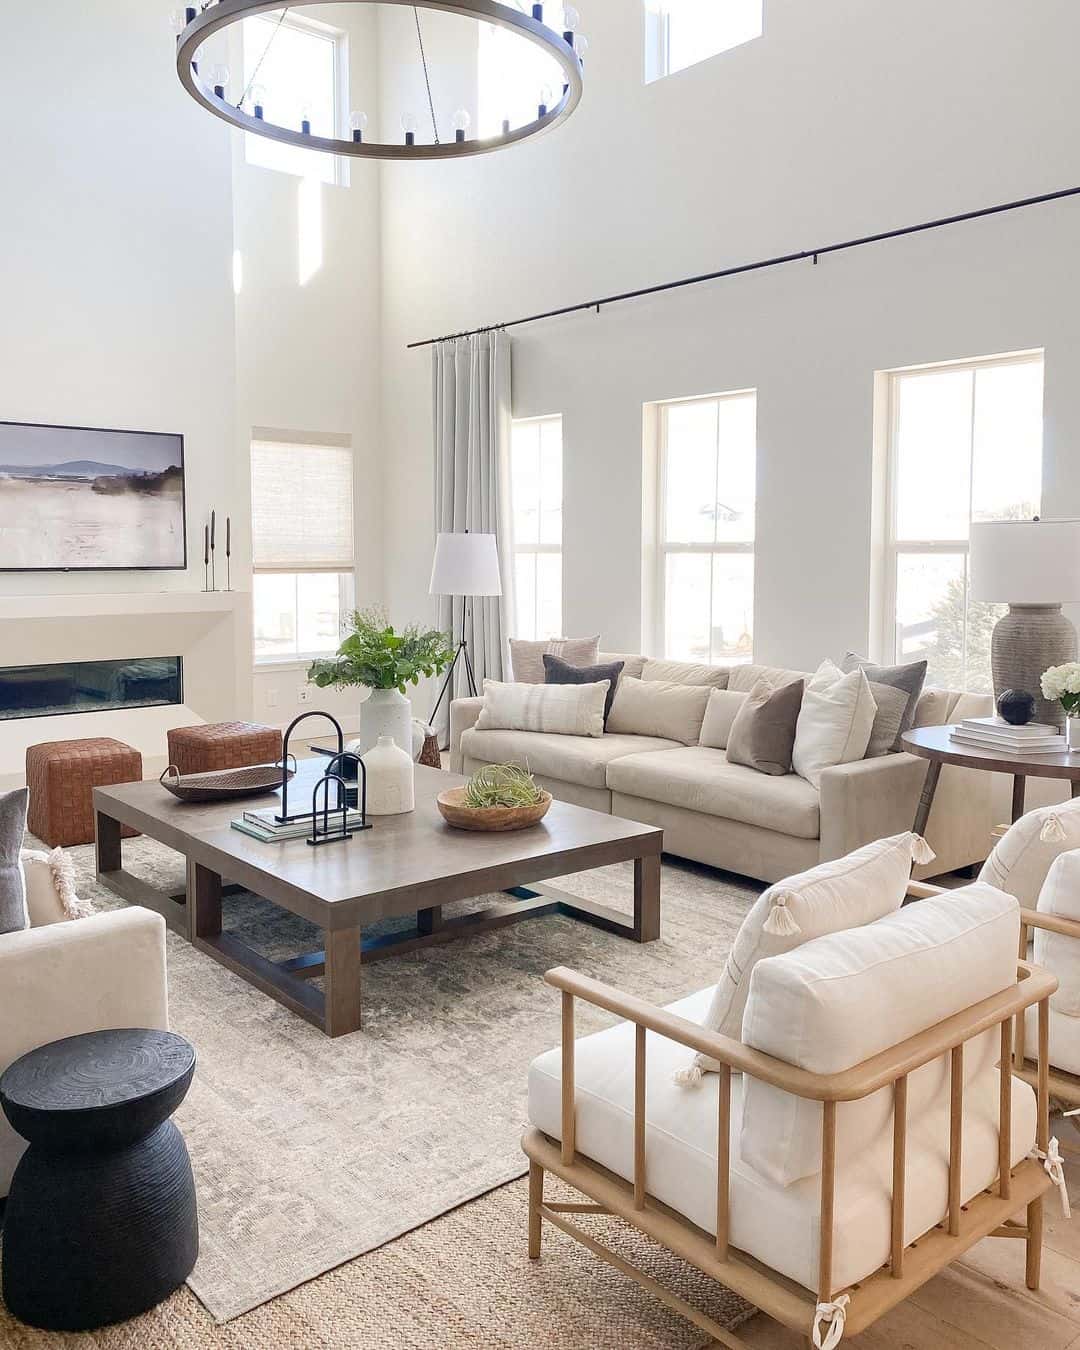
[93,763,662,1037]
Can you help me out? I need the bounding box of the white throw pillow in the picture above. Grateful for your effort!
[508,636,600,685]
[791,659,877,787]
[1035,849,1080,1016]
[474,679,609,738]
[605,677,711,745]
[740,882,1021,1186]
[979,795,1080,905]
[698,688,748,750]
[675,831,935,1084]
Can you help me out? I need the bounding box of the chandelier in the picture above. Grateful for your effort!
[172,1,586,159]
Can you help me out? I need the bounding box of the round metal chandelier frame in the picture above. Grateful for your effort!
[176,0,584,160]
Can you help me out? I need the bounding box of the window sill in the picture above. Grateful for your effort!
[254,657,329,672]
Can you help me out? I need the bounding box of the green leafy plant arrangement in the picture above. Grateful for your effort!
[308,607,454,696]
[462,763,545,809]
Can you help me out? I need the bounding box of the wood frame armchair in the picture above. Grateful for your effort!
[523,896,1057,1348]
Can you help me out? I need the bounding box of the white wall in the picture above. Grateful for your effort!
[377,0,1080,673]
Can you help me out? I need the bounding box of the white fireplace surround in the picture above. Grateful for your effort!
[0,592,252,791]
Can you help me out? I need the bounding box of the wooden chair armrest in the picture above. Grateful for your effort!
[544,961,1058,1104]
[1020,907,1080,940]
[907,879,946,900]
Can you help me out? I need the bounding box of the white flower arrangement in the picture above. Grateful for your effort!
[1041,662,1080,716]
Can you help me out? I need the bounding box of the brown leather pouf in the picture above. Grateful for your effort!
[26,738,143,848]
[166,721,282,777]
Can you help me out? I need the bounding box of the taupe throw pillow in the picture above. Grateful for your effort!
[543,654,625,725]
[0,787,30,936]
[509,636,600,684]
[726,677,804,775]
[865,680,911,758]
[840,653,927,749]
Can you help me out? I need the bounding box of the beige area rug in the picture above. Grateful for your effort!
[34,837,760,1325]
[0,1175,756,1348]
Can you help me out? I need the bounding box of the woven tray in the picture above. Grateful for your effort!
[159,762,294,803]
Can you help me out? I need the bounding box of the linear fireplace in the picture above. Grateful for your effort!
[0,657,182,721]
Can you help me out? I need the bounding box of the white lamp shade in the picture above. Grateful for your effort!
[969,520,1080,604]
[429,531,503,597]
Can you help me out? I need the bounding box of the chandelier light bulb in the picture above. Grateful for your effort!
[538,83,554,116]
[169,9,186,36]
[350,109,369,142]
[249,82,266,118]
[574,32,588,57]
[562,4,579,33]
[184,3,197,22]
[531,4,543,21]
[210,63,229,97]
[401,110,418,144]
[300,101,313,133]
[451,108,471,142]
[502,117,511,135]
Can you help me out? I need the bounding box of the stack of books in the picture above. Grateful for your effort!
[949,715,1066,755]
[232,804,366,843]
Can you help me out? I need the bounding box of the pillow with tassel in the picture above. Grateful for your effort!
[979,794,1080,907]
[674,831,934,1085]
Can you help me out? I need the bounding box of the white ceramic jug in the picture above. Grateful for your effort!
[361,735,415,815]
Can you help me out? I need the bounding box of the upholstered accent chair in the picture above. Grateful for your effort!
[522,883,1058,1347]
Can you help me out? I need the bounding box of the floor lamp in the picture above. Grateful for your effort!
[428,530,503,731]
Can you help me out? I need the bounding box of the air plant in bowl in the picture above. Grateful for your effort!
[437,763,552,832]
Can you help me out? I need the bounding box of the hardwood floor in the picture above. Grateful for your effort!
[738,1131,1080,1348]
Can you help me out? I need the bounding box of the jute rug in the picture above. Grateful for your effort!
[15,835,761,1330]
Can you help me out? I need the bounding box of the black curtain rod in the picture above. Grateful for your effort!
[407,183,1080,350]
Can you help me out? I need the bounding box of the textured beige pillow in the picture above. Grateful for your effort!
[20,848,88,926]
[791,660,877,787]
[475,679,608,737]
[640,659,730,688]
[675,831,936,1084]
[864,680,910,757]
[605,677,711,744]
[699,689,748,749]
[726,677,804,775]
[509,636,600,684]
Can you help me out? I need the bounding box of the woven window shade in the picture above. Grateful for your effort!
[252,440,354,570]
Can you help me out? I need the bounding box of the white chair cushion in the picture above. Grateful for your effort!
[475,679,609,737]
[528,986,1035,1295]
[458,728,682,790]
[741,883,1021,1186]
[681,834,925,1078]
[1035,848,1080,1016]
[1024,1002,1080,1076]
[791,660,877,788]
[980,796,1080,905]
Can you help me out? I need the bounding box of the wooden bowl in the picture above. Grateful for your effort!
[436,786,552,832]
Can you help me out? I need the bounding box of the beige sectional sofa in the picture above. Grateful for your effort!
[450,654,1007,882]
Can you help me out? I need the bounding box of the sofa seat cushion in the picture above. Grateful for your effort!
[528,987,1035,1296]
[458,728,682,790]
[605,746,821,839]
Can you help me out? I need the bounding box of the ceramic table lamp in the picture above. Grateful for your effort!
[969,519,1080,728]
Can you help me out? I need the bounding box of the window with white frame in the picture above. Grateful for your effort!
[478,19,564,138]
[511,415,563,640]
[885,352,1044,693]
[242,11,346,184]
[654,392,756,663]
[251,437,355,662]
[644,0,763,83]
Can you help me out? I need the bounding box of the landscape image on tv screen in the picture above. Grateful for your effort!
[0,421,186,571]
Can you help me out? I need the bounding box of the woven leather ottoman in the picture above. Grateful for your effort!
[167,721,282,777]
[27,738,142,848]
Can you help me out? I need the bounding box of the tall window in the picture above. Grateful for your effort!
[644,0,763,82]
[478,20,563,138]
[251,438,355,662]
[242,12,345,184]
[511,415,563,640]
[885,352,1044,692]
[655,392,756,663]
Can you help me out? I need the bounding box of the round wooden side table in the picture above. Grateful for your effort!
[902,724,1080,835]
[0,1028,198,1331]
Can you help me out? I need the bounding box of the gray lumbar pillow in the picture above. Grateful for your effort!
[726,676,805,776]
[841,653,927,750]
[0,787,30,936]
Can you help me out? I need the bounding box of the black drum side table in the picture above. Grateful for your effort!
[1,1028,198,1331]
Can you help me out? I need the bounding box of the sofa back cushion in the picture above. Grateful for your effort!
[726,676,804,776]
[1035,848,1080,1015]
[640,659,729,688]
[699,689,748,749]
[474,679,609,738]
[597,652,647,681]
[680,833,926,1080]
[509,636,600,684]
[740,882,1020,1185]
[727,664,806,694]
[980,796,1080,905]
[606,677,711,745]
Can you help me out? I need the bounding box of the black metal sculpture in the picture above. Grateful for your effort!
[276,711,351,825]
[308,756,370,846]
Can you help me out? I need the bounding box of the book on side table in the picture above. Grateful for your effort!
[949,715,1066,755]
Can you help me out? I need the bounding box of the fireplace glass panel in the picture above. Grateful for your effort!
[0,658,182,720]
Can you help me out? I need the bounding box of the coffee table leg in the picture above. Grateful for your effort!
[95,810,122,874]
[1011,774,1027,823]
[913,759,942,836]
[634,852,661,943]
[192,864,222,939]
[1073,781,1080,801]
[418,905,444,935]
[324,926,362,1037]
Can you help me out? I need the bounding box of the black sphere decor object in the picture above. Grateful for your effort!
[998,688,1037,727]
[0,1029,198,1331]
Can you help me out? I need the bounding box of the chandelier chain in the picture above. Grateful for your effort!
[238,6,290,110]
[414,6,440,144]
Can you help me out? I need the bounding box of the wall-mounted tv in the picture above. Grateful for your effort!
[0,420,187,572]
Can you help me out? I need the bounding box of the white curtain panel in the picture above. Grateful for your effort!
[432,331,515,736]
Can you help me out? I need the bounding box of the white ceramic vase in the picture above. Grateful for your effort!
[1068,714,1080,753]
[361,735,415,815]
[347,687,412,757]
